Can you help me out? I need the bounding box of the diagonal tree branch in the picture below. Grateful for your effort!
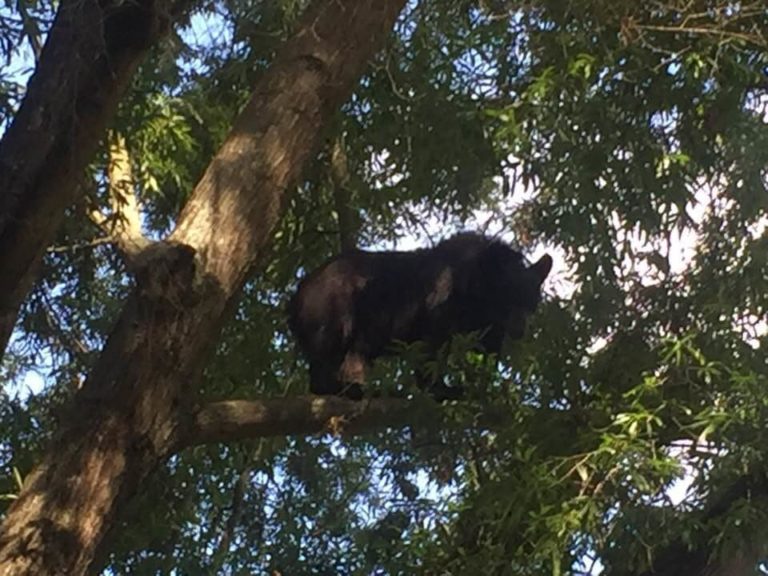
[631,474,768,576]
[0,1,408,574]
[0,0,190,358]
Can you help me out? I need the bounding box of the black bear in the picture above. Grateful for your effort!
[288,233,552,400]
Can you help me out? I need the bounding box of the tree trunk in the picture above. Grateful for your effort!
[0,0,406,574]
[0,0,182,357]
[629,475,766,576]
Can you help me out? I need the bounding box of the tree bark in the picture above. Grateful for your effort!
[629,475,767,576]
[0,0,182,357]
[183,396,555,447]
[0,0,406,574]
[186,397,422,446]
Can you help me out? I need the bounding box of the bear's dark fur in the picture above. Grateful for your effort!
[288,233,552,400]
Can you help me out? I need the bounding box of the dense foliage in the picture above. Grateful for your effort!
[2,0,768,574]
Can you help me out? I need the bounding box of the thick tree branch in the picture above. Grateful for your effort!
[631,474,768,576]
[0,2,407,574]
[185,397,426,447]
[183,397,610,453]
[0,0,186,358]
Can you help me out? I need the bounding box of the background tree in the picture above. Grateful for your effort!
[1,0,768,575]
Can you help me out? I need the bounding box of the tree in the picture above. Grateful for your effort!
[0,0,188,356]
[0,0,407,573]
[1,1,768,575]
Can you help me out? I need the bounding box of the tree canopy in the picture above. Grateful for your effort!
[1,0,767,574]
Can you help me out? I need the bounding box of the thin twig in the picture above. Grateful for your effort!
[47,237,116,254]
[636,23,766,47]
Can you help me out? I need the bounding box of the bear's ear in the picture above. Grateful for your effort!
[531,254,553,285]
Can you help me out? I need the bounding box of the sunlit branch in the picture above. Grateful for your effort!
[88,132,151,260]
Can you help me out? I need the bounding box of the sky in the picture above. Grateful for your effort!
[2,9,767,572]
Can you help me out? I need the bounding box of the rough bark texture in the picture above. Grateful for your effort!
[0,0,178,356]
[0,1,406,574]
[631,475,767,576]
